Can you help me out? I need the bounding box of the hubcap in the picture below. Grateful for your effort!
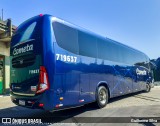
[99,89,107,104]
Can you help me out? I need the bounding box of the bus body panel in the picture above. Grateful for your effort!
[38,15,56,110]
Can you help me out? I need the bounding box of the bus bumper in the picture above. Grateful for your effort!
[10,91,53,110]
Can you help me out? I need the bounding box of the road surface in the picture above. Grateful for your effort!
[0,87,160,126]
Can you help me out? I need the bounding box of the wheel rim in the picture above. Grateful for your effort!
[99,88,107,105]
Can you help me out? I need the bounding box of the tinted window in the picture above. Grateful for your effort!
[97,39,109,60]
[134,52,148,67]
[120,46,133,64]
[97,38,147,65]
[97,39,122,62]
[20,22,37,42]
[113,43,123,62]
[78,31,97,58]
[53,22,78,54]
[11,17,42,47]
[118,46,147,65]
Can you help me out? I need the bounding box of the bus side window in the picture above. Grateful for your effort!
[53,22,78,54]
[78,31,97,58]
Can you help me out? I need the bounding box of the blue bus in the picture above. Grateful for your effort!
[10,14,152,111]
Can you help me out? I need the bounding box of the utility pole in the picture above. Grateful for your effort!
[7,19,12,37]
[2,9,3,21]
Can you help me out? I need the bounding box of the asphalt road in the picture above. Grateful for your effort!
[0,87,160,126]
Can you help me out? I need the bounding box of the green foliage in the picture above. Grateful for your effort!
[153,58,160,81]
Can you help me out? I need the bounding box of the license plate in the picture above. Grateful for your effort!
[19,100,25,106]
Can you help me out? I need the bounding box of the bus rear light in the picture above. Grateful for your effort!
[39,103,44,107]
[39,14,43,17]
[36,66,49,94]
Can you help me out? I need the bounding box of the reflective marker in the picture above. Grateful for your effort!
[39,103,44,107]
[60,97,63,100]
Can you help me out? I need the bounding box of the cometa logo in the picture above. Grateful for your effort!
[13,44,33,55]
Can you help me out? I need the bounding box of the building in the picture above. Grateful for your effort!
[0,19,16,94]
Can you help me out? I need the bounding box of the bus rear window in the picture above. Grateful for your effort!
[19,22,37,42]
[11,17,42,47]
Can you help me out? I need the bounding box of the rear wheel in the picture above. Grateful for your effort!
[96,86,108,108]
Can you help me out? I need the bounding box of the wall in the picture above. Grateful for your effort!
[0,42,10,56]
[5,56,10,91]
[0,42,10,94]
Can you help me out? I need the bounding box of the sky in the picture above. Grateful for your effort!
[0,0,160,59]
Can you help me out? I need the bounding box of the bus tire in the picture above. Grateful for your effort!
[145,84,151,92]
[96,86,108,108]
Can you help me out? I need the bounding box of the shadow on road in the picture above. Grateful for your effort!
[108,90,144,103]
[0,102,99,123]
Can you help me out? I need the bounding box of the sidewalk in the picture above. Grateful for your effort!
[0,94,10,97]
[153,85,160,88]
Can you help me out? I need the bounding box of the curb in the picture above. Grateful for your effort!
[0,94,10,97]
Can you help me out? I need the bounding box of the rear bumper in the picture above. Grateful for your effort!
[10,91,74,112]
[10,92,45,110]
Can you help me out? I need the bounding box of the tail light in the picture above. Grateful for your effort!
[36,66,49,94]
